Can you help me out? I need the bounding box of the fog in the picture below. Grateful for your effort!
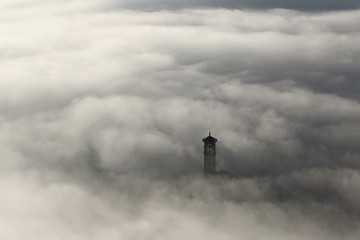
[1,1,360,239]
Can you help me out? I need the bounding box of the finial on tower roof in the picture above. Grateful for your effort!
[209,128,211,136]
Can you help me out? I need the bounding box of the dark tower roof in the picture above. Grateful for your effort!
[202,133,217,142]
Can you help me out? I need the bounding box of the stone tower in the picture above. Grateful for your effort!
[202,132,217,175]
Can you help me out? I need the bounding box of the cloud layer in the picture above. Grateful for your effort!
[1,2,360,239]
[103,0,360,11]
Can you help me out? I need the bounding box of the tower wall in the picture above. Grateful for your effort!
[204,151,216,174]
[202,133,217,175]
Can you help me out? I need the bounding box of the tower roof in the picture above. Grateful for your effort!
[202,133,217,142]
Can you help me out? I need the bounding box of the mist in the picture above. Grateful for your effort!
[1,1,360,239]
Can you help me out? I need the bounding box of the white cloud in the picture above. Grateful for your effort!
[1,2,360,239]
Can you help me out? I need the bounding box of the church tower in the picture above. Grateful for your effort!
[202,132,217,175]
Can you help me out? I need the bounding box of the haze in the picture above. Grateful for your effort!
[1,1,360,239]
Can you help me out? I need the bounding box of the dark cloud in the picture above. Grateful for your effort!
[1,2,360,239]
[102,0,360,11]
